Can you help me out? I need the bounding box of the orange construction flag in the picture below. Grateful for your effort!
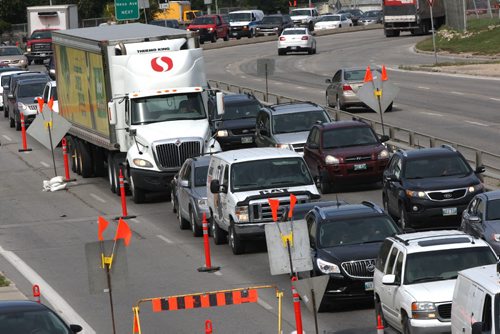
[268,198,280,222]
[114,218,132,246]
[98,216,109,241]
[288,194,297,219]
[36,97,44,113]
[132,307,141,333]
[363,66,373,83]
[381,65,388,81]
[47,96,54,110]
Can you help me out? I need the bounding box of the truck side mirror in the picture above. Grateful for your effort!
[108,101,117,125]
[475,165,485,174]
[382,274,396,285]
[216,92,224,116]
[210,179,220,193]
[179,179,190,188]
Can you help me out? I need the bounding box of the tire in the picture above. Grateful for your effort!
[336,95,345,111]
[211,218,227,245]
[69,138,79,174]
[107,154,118,193]
[223,34,229,41]
[9,114,14,128]
[91,147,106,177]
[229,224,245,255]
[171,190,177,213]
[308,22,314,31]
[14,112,21,131]
[402,313,412,334]
[3,106,7,118]
[313,46,317,54]
[383,195,396,220]
[77,140,93,178]
[190,209,202,237]
[399,204,409,229]
[319,172,331,194]
[200,40,204,45]
[211,33,217,43]
[130,173,146,204]
[308,48,313,55]
[178,207,190,230]
[278,49,285,56]
[326,93,333,107]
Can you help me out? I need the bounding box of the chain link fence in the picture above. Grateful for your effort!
[445,0,499,31]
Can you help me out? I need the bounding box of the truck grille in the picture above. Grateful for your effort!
[437,303,452,320]
[32,43,52,51]
[427,188,467,201]
[230,128,255,136]
[249,195,309,222]
[341,259,376,279]
[155,140,201,169]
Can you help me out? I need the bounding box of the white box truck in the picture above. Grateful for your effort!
[52,23,221,203]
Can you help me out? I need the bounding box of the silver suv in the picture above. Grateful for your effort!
[373,230,497,334]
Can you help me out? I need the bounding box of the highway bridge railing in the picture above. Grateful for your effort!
[208,79,500,190]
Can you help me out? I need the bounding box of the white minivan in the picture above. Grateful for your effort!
[228,9,265,38]
[207,147,320,254]
[451,264,500,334]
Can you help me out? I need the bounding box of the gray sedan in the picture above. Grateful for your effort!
[171,155,211,237]
[460,190,500,255]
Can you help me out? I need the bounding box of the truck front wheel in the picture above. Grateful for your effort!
[129,174,146,204]
[211,218,227,245]
[229,224,245,255]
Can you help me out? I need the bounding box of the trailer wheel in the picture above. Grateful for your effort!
[69,138,81,175]
[91,146,106,177]
[77,140,93,178]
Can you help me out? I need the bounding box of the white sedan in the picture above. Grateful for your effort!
[278,28,316,56]
[314,14,353,30]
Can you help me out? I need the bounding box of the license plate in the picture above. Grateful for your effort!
[291,46,298,50]
[442,207,457,216]
[364,281,374,291]
[354,163,367,171]
[241,136,253,144]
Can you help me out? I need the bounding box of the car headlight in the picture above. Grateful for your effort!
[405,190,427,199]
[492,234,500,242]
[243,25,248,29]
[468,184,483,193]
[217,130,228,137]
[276,143,293,150]
[317,258,340,274]
[133,158,153,168]
[17,102,27,111]
[378,149,389,159]
[235,206,249,222]
[197,198,208,209]
[411,302,437,319]
[325,155,339,165]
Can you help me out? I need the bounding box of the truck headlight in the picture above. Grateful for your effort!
[235,206,249,222]
[325,155,339,165]
[208,27,214,31]
[405,190,427,198]
[197,198,208,209]
[378,149,389,159]
[27,47,31,52]
[411,302,437,319]
[317,258,340,274]
[276,143,293,150]
[133,158,153,168]
[217,130,228,137]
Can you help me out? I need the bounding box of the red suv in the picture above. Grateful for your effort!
[187,15,229,44]
[303,119,390,193]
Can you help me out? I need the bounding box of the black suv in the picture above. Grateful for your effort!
[255,14,294,36]
[382,145,485,229]
[209,93,263,151]
[304,201,401,305]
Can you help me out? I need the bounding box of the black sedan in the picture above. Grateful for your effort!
[460,190,500,254]
[0,300,82,333]
[336,9,364,26]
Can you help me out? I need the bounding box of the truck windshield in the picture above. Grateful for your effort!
[404,247,497,285]
[131,93,206,125]
[30,31,53,39]
[229,13,252,22]
[273,110,329,134]
[262,17,283,24]
[231,157,313,192]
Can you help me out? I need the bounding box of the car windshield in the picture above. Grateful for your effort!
[0,308,72,333]
[319,15,341,22]
[487,199,500,220]
[404,155,471,179]
[192,17,215,25]
[363,11,380,18]
[404,247,497,284]
[292,10,311,16]
[273,110,329,134]
[283,29,307,35]
[323,126,379,148]
[231,158,313,192]
[194,165,209,187]
[223,100,261,120]
[262,16,282,24]
[229,13,252,21]
[0,47,22,56]
[131,93,206,125]
[18,82,46,98]
[318,216,398,248]
[30,31,53,39]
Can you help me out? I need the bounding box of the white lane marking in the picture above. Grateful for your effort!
[490,97,500,102]
[274,82,283,85]
[0,245,96,333]
[451,91,465,95]
[157,234,173,244]
[89,193,106,203]
[240,75,247,79]
[466,121,489,127]
[258,299,273,310]
[254,78,263,82]
[296,86,306,90]
[214,271,222,276]
[417,86,430,90]
[421,112,443,117]
[2,135,12,141]
[40,161,50,168]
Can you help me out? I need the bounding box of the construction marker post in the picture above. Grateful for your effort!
[32,284,40,303]
[291,276,303,334]
[18,113,32,152]
[198,213,220,273]
[114,168,136,220]
[61,138,76,182]
[205,320,213,334]
[377,315,384,334]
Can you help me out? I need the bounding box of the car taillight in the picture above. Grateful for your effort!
[342,84,353,91]
[279,36,286,41]
[301,36,309,40]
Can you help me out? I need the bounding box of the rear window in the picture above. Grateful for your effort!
[273,110,329,134]
[283,29,306,35]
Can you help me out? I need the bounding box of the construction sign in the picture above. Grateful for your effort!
[357,65,399,114]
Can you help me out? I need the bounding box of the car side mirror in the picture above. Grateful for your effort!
[179,179,190,188]
[475,165,485,174]
[469,215,481,224]
[325,79,332,83]
[260,128,268,136]
[471,322,483,334]
[2,85,8,90]
[70,324,83,333]
[386,174,398,182]
[307,142,318,149]
[7,93,14,99]
[382,274,396,285]
[380,134,390,143]
[210,179,220,193]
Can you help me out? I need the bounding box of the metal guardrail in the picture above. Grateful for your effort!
[208,79,500,189]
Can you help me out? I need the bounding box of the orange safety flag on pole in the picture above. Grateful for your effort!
[132,307,141,334]
[268,198,280,222]
[381,65,388,81]
[363,66,373,83]
[36,97,44,113]
[288,194,297,219]
[47,96,54,110]
[97,216,109,241]
[114,218,132,246]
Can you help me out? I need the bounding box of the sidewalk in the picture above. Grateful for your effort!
[0,274,27,301]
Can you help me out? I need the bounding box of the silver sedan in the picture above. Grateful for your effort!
[277,27,316,56]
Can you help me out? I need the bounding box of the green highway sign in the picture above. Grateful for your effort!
[115,0,140,21]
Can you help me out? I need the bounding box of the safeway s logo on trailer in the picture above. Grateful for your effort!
[151,56,173,72]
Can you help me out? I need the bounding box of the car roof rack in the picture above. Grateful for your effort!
[440,144,457,152]
[361,201,383,213]
[393,232,474,246]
